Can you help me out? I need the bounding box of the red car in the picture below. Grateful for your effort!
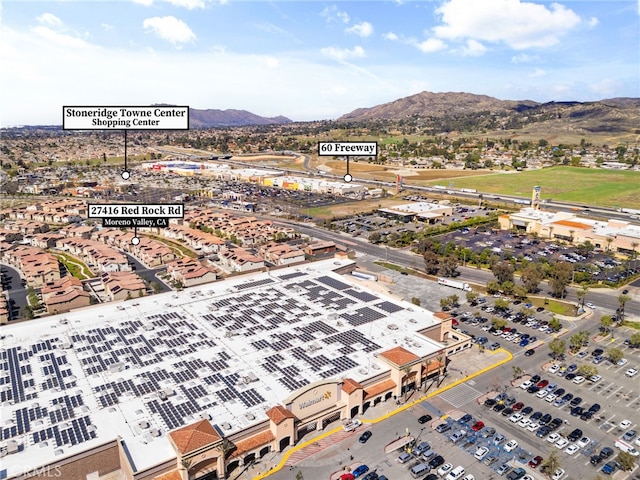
[471,421,485,431]
[512,402,525,411]
[537,379,549,388]
[528,455,543,468]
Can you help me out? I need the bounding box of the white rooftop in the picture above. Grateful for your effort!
[0,258,444,477]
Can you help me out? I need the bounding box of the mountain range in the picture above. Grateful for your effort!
[336,91,640,138]
[188,108,291,127]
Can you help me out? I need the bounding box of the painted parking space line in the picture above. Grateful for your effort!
[606,385,624,399]
[626,394,640,408]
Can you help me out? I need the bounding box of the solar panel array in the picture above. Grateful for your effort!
[2,266,414,463]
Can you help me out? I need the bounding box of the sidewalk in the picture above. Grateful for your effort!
[250,347,512,480]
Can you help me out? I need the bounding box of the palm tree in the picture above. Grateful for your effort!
[605,236,614,252]
[402,366,412,401]
[576,285,589,308]
[618,294,630,321]
[436,354,445,386]
[423,358,433,393]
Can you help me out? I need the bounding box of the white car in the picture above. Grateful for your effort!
[526,422,540,432]
[552,468,565,480]
[342,419,362,431]
[474,446,489,460]
[577,436,591,448]
[626,368,638,377]
[547,432,561,443]
[585,303,596,309]
[564,444,580,455]
[545,394,558,403]
[589,375,601,382]
[536,389,548,398]
[518,418,531,428]
[509,413,523,423]
[555,438,569,449]
[519,380,532,389]
[572,375,585,384]
[437,463,454,476]
[504,439,518,452]
[461,475,475,480]
[617,358,628,366]
[620,420,632,429]
[549,364,560,374]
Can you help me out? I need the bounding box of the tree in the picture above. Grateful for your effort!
[549,317,562,332]
[513,285,528,299]
[150,282,162,294]
[423,251,440,275]
[618,294,630,321]
[368,231,381,244]
[540,448,562,479]
[440,297,453,310]
[486,280,501,294]
[512,366,523,380]
[569,333,584,353]
[607,347,624,364]
[600,315,613,334]
[616,451,637,471]
[520,307,535,318]
[521,263,544,293]
[550,261,573,298]
[630,332,640,348]
[577,364,598,378]
[411,297,421,306]
[549,338,566,359]
[492,261,515,284]
[438,255,459,277]
[448,294,460,308]
[501,280,515,295]
[576,285,589,308]
[423,358,433,392]
[494,298,510,311]
[466,291,479,304]
[492,317,507,329]
[402,365,412,401]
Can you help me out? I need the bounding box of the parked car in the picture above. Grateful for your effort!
[353,465,369,478]
[528,455,543,468]
[504,439,519,452]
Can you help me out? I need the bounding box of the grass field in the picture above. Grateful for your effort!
[306,197,409,219]
[425,166,640,209]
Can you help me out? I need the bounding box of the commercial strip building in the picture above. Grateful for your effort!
[377,202,454,223]
[0,257,471,480]
[498,208,640,255]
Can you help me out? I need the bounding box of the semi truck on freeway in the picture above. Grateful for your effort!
[438,277,472,292]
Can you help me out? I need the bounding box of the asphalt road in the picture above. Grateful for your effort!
[0,262,28,320]
[124,254,171,293]
[279,221,638,317]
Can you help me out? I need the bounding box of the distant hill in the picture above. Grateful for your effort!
[337,91,640,137]
[188,108,292,127]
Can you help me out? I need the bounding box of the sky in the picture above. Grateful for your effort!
[1,0,639,126]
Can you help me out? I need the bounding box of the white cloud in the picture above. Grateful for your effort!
[320,45,365,61]
[461,39,486,56]
[410,37,447,53]
[382,32,398,41]
[31,26,92,49]
[320,5,350,24]
[164,0,205,9]
[255,22,285,35]
[433,0,582,49]
[131,0,154,6]
[345,21,373,38]
[262,56,279,69]
[587,17,599,27]
[102,23,114,31]
[322,85,348,96]
[143,16,196,47]
[511,53,540,63]
[589,78,619,97]
[529,68,546,77]
[36,13,63,27]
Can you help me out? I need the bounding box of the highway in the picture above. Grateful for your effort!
[276,219,639,317]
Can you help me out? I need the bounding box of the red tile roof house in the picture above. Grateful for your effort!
[219,247,265,272]
[41,276,91,314]
[257,242,306,266]
[167,258,217,287]
[101,271,147,301]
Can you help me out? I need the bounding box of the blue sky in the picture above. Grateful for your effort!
[1,0,638,126]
